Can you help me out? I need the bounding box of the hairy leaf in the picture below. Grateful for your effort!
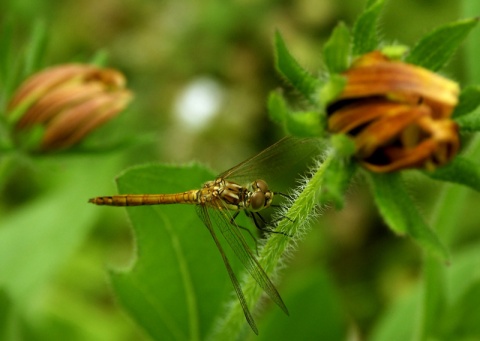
[366,172,450,262]
[268,91,288,125]
[457,111,480,132]
[268,92,325,137]
[406,18,479,72]
[323,22,351,74]
[426,156,480,192]
[274,31,320,102]
[452,85,480,118]
[352,0,384,55]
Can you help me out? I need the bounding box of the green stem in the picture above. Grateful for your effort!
[208,152,333,340]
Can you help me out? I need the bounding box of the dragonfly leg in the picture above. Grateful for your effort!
[249,211,292,238]
[230,211,260,256]
[269,206,295,224]
[268,192,295,236]
[274,191,295,201]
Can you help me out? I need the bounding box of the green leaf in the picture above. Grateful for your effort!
[0,19,48,111]
[366,172,450,262]
[452,85,480,118]
[90,49,110,67]
[0,18,19,109]
[330,133,356,158]
[0,156,119,307]
[274,31,320,102]
[442,282,480,338]
[380,45,409,60]
[268,92,325,137]
[319,74,347,108]
[352,0,384,55]
[371,243,480,341]
[463,1,480,83]
[284,111,325,138]
[453,85,480,132]
[323,22,351,74]
[446,244,480,304]
[24,20,47,76]
[370,286,420,341]
[267,91,288,125]
[406,17,480,72]
[426,156,480,192]
[438,244,480,339]
[456,111,480,132]
[110,164,234,341]
[417,255,447,340]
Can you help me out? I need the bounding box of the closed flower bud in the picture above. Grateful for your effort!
[7,64,132,151]
[327,51,460,172]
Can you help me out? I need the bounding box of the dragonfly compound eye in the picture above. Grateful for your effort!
[254,180,269,193]
[250,191,266,211]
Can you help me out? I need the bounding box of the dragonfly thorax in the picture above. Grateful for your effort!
[202,178,273,212]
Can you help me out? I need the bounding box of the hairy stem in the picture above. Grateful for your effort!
[209,152,333,340]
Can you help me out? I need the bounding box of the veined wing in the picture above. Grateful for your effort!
[218,137,322,190]
[195,205,258,335]
[206,199,289,316]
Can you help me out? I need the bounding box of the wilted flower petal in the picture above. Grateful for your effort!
[328,51,460,172]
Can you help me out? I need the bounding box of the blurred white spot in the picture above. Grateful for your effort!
[174,77,224,129]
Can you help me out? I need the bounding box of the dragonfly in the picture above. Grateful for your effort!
[89,137,318,334]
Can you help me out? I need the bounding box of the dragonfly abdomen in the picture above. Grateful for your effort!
[89,191,199,206]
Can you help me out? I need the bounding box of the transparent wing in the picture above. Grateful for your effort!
[217,137,322,191]
[205,200,289,315]
[195,204,259,335]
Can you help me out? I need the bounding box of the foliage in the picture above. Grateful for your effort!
[1,1,480,341]
[267,1,480,340]
[110,164,226,341]
[271,2,478,257]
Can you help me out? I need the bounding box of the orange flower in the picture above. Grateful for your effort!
[327,51,460,172]
[7,64,132,151]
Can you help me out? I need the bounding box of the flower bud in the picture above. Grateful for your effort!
[7,64,132,151]
[327,51,460,172]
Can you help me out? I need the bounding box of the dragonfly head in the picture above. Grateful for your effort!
[249,179,273,212]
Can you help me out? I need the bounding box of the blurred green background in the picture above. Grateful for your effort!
[1,0,479,340]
